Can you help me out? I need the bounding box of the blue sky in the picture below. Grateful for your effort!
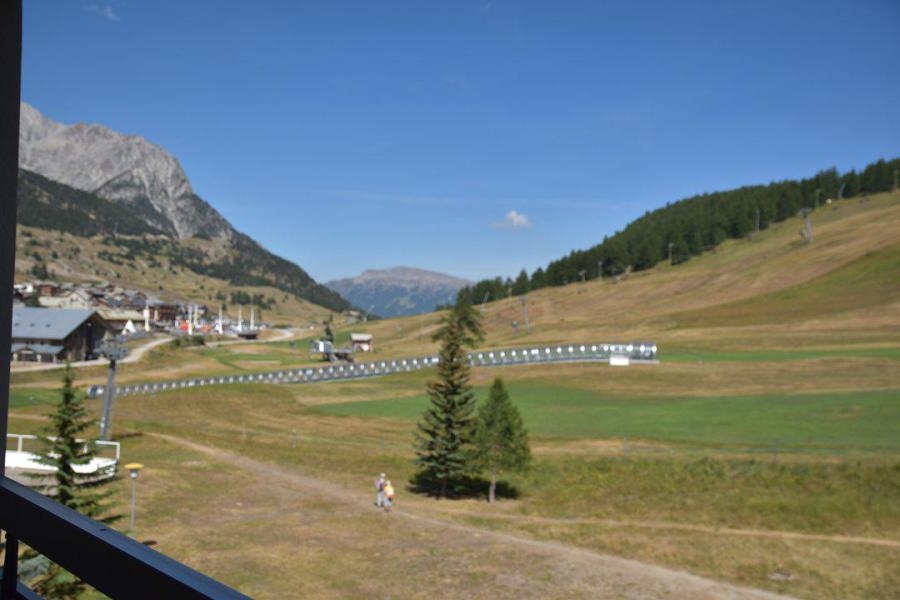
[21,1,900,282]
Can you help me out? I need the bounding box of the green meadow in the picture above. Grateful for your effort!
[317,383,900,451]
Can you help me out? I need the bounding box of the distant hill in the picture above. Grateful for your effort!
[459,157,900,306]
[353,189,900,358]
[17,103,351,313]
[326,267,471,317]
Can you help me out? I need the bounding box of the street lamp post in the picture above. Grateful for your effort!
[125,463,144,533]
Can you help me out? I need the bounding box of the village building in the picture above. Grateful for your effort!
[38,288,92,309]
[11,307,111,363]
[350,333,374,352]
[35,281,60,296]
[145,297,180,323]
[98,308,146,335]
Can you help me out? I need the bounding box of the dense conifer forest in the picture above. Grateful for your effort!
[458,157,900,305]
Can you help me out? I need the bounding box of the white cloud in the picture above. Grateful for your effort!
[86,4,120,21]
[494,209,532,230]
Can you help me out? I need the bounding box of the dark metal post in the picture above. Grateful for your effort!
[520,295,530,333]
[100,358,117,440]
[0,0,23,480]
[1,534,19,599]
[98,338,128,441]
[1,4,23,598]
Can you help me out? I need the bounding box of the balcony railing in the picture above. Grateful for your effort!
[0,2,249,597]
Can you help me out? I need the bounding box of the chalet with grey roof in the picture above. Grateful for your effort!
[11,307,110,363]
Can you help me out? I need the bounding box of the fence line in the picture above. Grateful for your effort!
[87,341,658,399]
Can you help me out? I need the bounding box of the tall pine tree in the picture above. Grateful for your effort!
[29,366,119,598]
[431,297,484,348]
[414,317,477,497]
[472,378,531,503]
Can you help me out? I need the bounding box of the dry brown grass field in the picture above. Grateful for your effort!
[7,190,900,599]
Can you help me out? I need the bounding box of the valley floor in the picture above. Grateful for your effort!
[7,191,900,598]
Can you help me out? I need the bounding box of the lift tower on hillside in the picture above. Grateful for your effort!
[98,336,129,441]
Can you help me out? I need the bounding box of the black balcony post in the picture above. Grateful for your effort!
[0,2,23,597]
[1,534,18,599]
[0,0,22,472]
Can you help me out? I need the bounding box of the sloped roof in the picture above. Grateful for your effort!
[350,333,373,342]
[10,343,65,355]
[99,309,144,321]
[12,307,98,341]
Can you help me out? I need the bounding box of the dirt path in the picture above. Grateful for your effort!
[10,335,172,373]
[202,328,296,347]
[121,335,173,363]
[433,505,900,549]
[150,432,797,600]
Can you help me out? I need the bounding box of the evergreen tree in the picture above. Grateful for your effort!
[25,292,42,307]
[472,378,531,503]
[29,366,119,598]
[323,324,335,343]
[414,318,477,497]
[511,269,530,296]
[432,298,484,348]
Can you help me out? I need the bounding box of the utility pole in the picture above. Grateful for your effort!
[98,337,129,441]
[838,182,846,200]
[597,260,602,280]
[798,208,813,243]
[520,295,530,333]
[755,206,760,233]
[667,242,674,264]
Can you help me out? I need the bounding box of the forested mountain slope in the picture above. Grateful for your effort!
[18,103,351,312]
[460,157,900,305]
[354,189,900,358]
[16,168,347,316]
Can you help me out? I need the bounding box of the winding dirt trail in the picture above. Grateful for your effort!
[150,432,799,600]
[10,335,172,373]
[432,506,900,549]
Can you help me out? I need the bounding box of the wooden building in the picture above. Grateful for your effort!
[11,307,110,363]
[350,333,374,352]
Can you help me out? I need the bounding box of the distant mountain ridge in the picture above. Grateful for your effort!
[17,103,351,312]
[326,267,470,317]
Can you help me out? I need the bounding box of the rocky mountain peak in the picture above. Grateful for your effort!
[18,102,228,240]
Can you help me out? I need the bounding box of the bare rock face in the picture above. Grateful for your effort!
[18,102,231,240]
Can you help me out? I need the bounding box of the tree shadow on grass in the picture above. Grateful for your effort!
[408,472,520,501]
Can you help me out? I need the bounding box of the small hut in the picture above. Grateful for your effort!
[350,333,374,353]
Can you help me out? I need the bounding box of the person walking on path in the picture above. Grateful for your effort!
[375,473,386,508]
[383,480,395,512]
